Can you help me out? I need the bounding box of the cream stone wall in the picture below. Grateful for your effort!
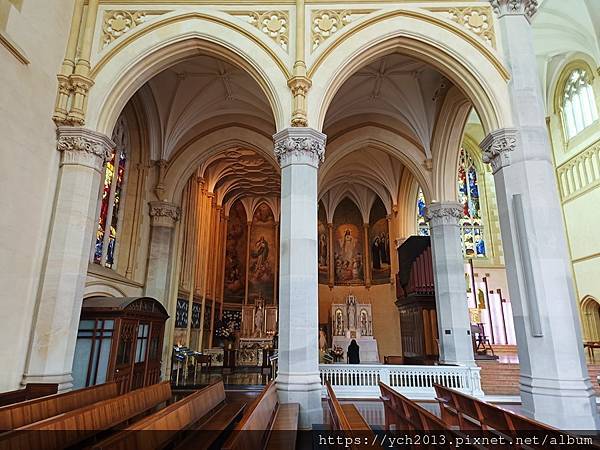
[0,0,75,389]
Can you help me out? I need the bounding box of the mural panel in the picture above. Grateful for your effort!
[333,198,365,285]
[223,201,247,303]
[248,203,276,304]
[318,202,329,284]
[370,198,391,284]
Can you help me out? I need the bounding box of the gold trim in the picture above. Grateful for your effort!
[0,30,29,65]
[90,11,291,80]
[307,8,509,81]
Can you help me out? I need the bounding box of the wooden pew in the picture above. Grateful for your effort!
[221,381,299,450]
[0,382,118,430]
[0,384,58,408]
[326,381,380,450]
[379,382,448,433]
[0,381,171,450]
[433,383,599,449]
[92,380,245,450]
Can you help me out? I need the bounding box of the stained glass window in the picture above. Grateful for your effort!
[416,188,430,236]
[562,69,598,139]
[458,148,486,258]
[93,116,129,268]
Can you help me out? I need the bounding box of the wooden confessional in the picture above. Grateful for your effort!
[395,236,439,364]
[73,297,169,393]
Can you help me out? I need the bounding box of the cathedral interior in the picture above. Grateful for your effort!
[2,0,600,444]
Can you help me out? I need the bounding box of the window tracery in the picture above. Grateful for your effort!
[561,68,598,139]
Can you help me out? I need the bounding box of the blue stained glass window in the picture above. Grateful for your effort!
[416,188,430,236]
[458,148,486,258]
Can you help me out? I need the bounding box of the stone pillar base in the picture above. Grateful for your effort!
[22,372,74,392]
[276,372,323,429]
[520,376,599,430]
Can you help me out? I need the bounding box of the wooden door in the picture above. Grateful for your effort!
[146,321,164,386]
[113,319,137,393]
[131,322,150,390]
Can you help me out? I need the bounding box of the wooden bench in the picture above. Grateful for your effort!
[0,381,171,450]
[92,380,245,450]
[0,384,58,408]
[326,381,380,450]
[221,381,299,450]
[433,383,598,448]
[0,382,118,430]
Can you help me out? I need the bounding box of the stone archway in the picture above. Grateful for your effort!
[85,12,290,136]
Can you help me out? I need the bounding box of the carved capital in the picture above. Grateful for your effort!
[273,128,327,168]
[490,0,538,22]
[149,201,181,228]
[56,127,114,172]
[425,202,462,228]
[479,128,519,173]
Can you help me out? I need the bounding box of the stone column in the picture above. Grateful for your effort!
[22,127,114,390]
[145,201,180,305]
[274,128,326,428]
[484,0,599,429]
[426,202,475,367]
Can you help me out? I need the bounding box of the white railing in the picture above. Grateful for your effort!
[319,364,484,399]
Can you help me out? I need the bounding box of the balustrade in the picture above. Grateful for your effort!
[319,364,483,399]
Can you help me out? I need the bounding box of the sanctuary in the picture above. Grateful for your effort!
[2,0,600,436]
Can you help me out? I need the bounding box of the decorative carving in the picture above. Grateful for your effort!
[425,202,463,227]
[102,10,147,48]
[288,76,312,127]
[311,10,351,50]
[273,129,327,168]
[56,127,114,172]
[149,201,181,228]
[449,7,496,47]
[244,11,289,51]
[489,0,538,22]
[480,128,519,173]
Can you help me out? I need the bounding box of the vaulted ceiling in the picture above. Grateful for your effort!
[320,53,451,219]
[142,54,275,161]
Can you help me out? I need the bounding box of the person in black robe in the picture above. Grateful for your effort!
[347,339,360,364]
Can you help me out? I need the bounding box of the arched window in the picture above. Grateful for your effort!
[562,68,598,139]
[458,148,486,258]
[416,188,430,236]
[93,116,129,268]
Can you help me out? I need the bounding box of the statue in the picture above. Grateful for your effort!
[254,297,264,337]
[319,328,328,351]
[347,295,356,330]
[360,309,368,336]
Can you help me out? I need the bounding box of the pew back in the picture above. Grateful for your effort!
[0,384,58,408]
[0,382,118,430]
[92,381,227,450]
[222,381,279,450]
[0,381,171,450]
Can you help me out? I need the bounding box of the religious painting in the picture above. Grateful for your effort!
[318,202,329,284]
[333,199,364,285]
[248,203,276,304]
[223,201,247,303]
[369,198,391,284]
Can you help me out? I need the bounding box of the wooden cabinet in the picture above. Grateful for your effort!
[72,297,169,393]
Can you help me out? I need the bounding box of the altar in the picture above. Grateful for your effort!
[331,294,380,363]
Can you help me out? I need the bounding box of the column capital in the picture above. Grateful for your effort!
[425,201,462,227]
[490,0,539,23]
[149,201,181,228]
[273,127,327,168]
[56,126,114,172]
[480,128,519,173]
